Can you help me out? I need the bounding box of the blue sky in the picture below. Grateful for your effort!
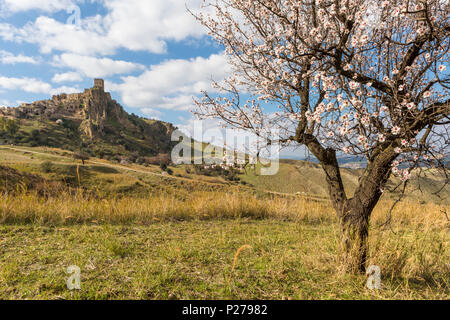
[0,0,227,124]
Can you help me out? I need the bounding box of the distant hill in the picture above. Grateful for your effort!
[239,159,449,204]
[281,154,367,169]
[0,79,176,161]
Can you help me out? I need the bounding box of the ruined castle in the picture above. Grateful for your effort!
[0,79,128,139]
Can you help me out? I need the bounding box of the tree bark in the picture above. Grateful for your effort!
[300,131,399,273]
[339,201,370,273]
[338,145,398,273]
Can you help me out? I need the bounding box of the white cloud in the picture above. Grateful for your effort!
[0,76,52,93]
[2,16,116,55]
[102,0,206,54]
[141,107,163,120]
[53,53,144,78]
[52,71,83,83]
[50,85,80,95]
[0,50,39,64]
[110,53,230,111]
[0,0,209,55]
[0,76,79,95]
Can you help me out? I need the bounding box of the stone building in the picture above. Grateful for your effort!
[94,79,105,91]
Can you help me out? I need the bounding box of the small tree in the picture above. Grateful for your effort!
[193,0,449,273]
[0,117,6,132]
[73,151,90,165]
[40,161,53,173]
[5,119,19,136]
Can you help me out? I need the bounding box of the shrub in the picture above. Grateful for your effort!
[148,153,171,166]
[73,151,90,165]
[40,161,53,173]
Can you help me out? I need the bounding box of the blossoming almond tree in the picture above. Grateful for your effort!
[192,0,449,273]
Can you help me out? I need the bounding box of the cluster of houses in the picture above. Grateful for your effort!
[201,150,256,171]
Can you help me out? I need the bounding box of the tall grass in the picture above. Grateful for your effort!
[0,190,448,298]
[0,189,447,227]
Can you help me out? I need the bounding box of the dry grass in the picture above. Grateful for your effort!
[0,190,448,299]
[0,189,447,227]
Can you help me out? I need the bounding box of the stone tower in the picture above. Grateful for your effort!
[94,78,104,91]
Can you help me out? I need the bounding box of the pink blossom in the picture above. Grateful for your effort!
[357,135,367,144]
[407,102,416,110]
[401,169,411,182]
[392,126,401,135]
[349,81,360,90]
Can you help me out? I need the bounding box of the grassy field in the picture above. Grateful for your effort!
[0,218,448,300]
[0,146,449,300]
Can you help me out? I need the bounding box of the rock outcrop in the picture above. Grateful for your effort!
[0,79,177,157]
[1,80,133,140]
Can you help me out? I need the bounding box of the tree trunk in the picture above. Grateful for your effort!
[339,200,371,273]
[337,146,398,273]
[299,132,397,274]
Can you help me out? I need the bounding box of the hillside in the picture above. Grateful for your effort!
[0,80,447,204]
[0,79,176,161]
[0,146,448,206]
[239,159,449,204]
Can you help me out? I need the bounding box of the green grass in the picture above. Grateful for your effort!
[0,220,448,300]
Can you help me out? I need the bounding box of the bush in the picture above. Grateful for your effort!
[166,168,174,175]
[73,151,90,165]
[148,153,171,166]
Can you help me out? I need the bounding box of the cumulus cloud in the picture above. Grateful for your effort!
[50,85,80,95]
[0,76,79,95]
[53,53,144,78]
[0,0,78,14]
[110,53,230,112]
[0,0,208,55]
[102,0,206,54]
[141,107,163,120]
[0,50,39,64]
[1,16,116,55]
[52,71,83,83]
[0,76,52,93]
